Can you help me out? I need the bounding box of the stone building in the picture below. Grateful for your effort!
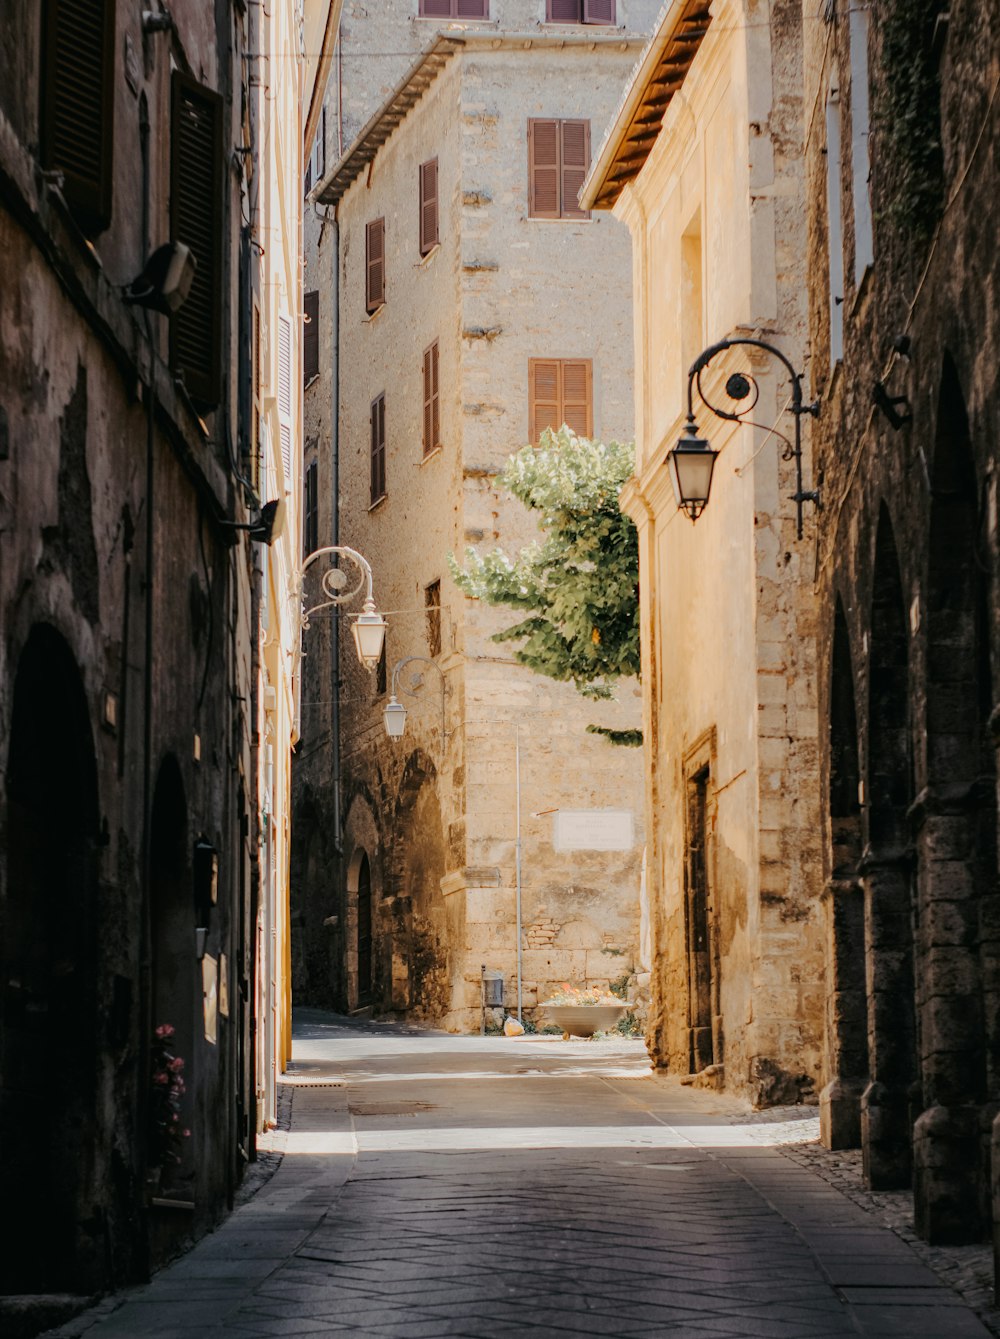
[581,0,826,1104]
[800,0,1000,1255]
[0,0,323,1310]
[293,0,661,1031]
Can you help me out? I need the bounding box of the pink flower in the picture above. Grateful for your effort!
[167,1056,184,1072]
[183,1129,191,1138]
[153,1072,169,1086]
[154,1024,175,1040]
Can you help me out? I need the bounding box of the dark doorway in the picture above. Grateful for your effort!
[149,756,195,1197]
[1,625,100,1292]
[685,763,718,1074]
[357,853,373,1008]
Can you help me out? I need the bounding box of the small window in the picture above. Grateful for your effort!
[305,106,326,195]
[366,218,386,314]
[376,639,387,696]
[170,73,224,407]
[370,392,386,504]
[546,0,615,23]
[304,461,318,558]
[825,86,845,365]
[528,120,590,220]
[419,1,489,16]
[425,581,442,658]
[423,341,440,456]
[40,0,115,233]
[419,158,439,256]
[304,290,320,385]
[528,358,593,442]
[250,301,262,491]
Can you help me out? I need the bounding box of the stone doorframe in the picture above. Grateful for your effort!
[682,728,722,1075]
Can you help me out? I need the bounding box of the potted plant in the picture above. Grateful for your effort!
[539,984,632,1038]
[148,1023,190,1188]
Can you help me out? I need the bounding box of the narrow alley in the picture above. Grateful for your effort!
[52,1014,994,1339]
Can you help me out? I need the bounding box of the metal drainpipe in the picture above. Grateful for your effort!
[331,216,342,859]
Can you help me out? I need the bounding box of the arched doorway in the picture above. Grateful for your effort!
[821,598,866,1149]
[390,751,448,1020]
[914,354,995,1242]
[149,756,196,1198]
[1,624,100,1292]
[357,853,373,1008]
[862,507,917,1189]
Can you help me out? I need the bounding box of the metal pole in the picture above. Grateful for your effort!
[515,726,523,1021]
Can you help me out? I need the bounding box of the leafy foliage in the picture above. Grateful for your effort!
[450,429,640,738]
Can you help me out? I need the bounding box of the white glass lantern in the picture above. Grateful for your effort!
[666,421,719,522]
[351,598,387,670]
[383,695,407,739]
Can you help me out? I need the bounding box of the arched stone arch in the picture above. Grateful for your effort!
[821,597,867,1149]
[149,755,196,1197]
[343,788,383,1012]
[913,352,995,1243]
[861,505,918,1190]
[1,623,101,1291]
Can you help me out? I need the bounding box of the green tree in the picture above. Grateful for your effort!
[449,428,641,745]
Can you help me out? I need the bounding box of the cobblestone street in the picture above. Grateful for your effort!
[54,1013,997,1339]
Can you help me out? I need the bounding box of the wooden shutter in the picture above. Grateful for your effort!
[370,393,386,503]
[583,0,615,22]
[423,341,440,455]
[304,462,318,557]
[303,290,319,384]
[529,360,561,443]
[425,580,442,658]
[561,120,591,219]
[251,302,261,490]
[548,0,582,19]
[366,217,385,313]
[40,0,115,233]
[419,159,439,256]
[170,73,223,407]
[278,314,292,479]
[561,359,593,436]
[456,0,489,15]
[528,121,560,219]
[420,0,452,16]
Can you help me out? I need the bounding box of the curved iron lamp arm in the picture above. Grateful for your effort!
[686,337,821,540]
[389,655,450,738]
[299,544,376,628]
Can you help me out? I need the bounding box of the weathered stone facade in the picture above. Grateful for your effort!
[584,0,826,1105]
[0,0,286,1301]
[801,0,1000,1256]
[294,1,660,1031]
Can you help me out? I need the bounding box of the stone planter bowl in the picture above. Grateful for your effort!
[540,1002,630,1038]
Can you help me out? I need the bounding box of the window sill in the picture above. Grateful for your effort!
[849,262,874,319]
[421,445,443,466]
[417,243,441,267]
[524,215,594,224]
[364,303,386,324]
[368,493,388,513]
[537,21,622,30]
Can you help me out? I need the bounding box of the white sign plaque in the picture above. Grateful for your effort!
[552,809,633,852]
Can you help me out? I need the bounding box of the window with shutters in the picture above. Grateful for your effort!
[418,1,489,16]
[419,158,439,256]
[304,291,320,386]
[370,392,386,504]
[425,581,442,658]
[422,341,440,456]
[251,301,262,491]
[39,0,115,234]
[305,106,326,195]
[365,218,386,314]
[528,358,593,442]
[528,119,590,220]
[304,461,319,558]
[546,0,616,23]
[278,314,292,481]
[170,73,223,407]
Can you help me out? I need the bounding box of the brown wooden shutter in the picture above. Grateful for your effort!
[304,461,318,557]
[562,359,593,437]
[40,0,115,233]
[548,0,582,19]
[366,218,385,313]
[560,120,591,219]
[456,0,489,15]
[583,0,615,22]
[370,393,386,503]
[528,121,560,219]
[170,73,223,407]
[529,360,561,443]
[419,159,439,256]
[422,342,440,454]
[251,302,261,490]
[420,0,452,15]
[303,290,319,384]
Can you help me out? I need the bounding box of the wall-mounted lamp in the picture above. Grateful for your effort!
[382,656,449,740]
[666,337,820,539]
[299,545,386,671]
[218,497,286,547]
[123,241,196,315]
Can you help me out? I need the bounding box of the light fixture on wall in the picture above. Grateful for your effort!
[123,241,196,314]
[382,656,449,740]
[299,545,386,670]
[666,336,820,539]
